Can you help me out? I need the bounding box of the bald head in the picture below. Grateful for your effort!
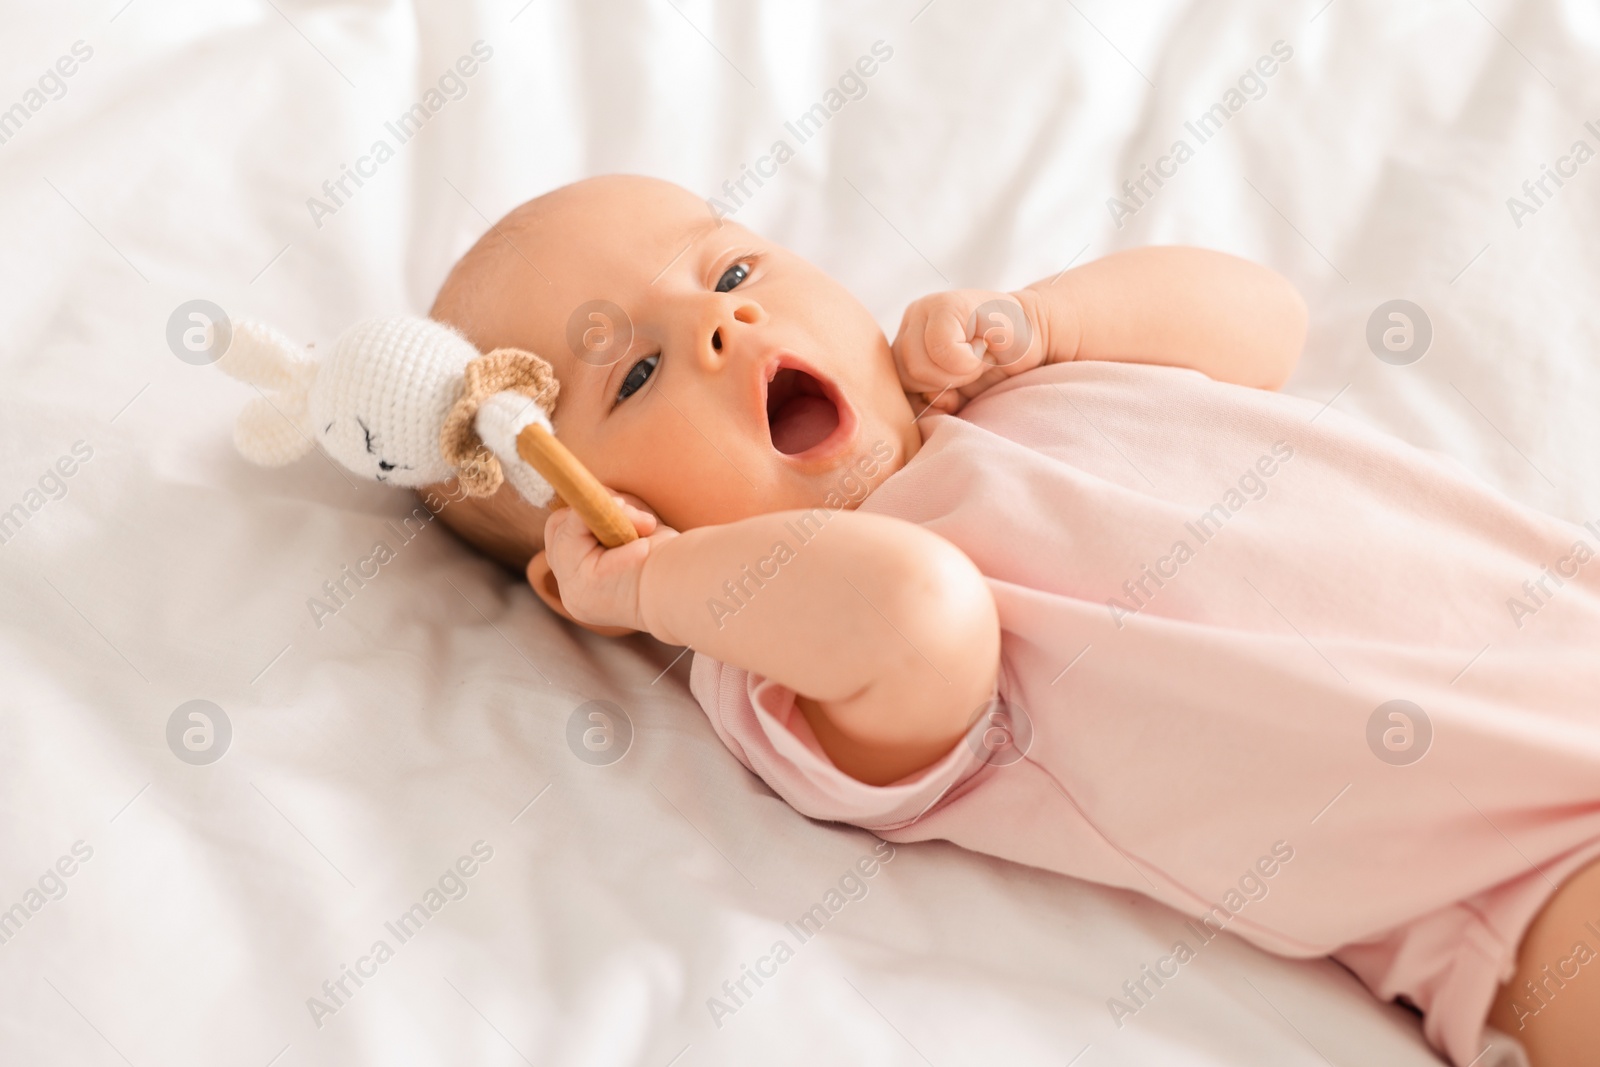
[423,176,716,568]
[431,175,714,353]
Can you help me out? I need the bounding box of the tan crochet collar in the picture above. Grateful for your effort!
[439,348,560,497]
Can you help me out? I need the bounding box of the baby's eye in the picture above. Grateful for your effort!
[715,262,750,293]
[617,353,659,402]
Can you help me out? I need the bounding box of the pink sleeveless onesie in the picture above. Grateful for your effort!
[691,360,1600,1066]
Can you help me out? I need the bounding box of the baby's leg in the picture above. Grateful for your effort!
[1486,856,1600,1066]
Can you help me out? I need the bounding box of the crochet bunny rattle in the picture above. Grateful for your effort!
[215,317,638,547]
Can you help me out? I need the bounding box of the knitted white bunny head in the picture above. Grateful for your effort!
[217,316,561,506]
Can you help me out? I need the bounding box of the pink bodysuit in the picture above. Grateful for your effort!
[690,360,1600,1066]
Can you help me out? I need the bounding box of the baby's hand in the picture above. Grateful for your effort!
[891,289,1048,415]
[540,494,677,632]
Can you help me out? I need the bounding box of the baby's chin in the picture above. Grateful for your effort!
[759,430,911,520]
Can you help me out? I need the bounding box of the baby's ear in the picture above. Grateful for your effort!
[525,551,637,638]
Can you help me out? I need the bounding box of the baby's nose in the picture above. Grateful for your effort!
[699,300,763,365]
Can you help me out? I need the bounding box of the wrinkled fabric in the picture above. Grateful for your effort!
[692,360,1600,1067]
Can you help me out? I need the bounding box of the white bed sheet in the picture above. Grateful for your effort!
[4,1,1598,1064]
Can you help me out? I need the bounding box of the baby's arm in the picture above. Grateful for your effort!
[895,247,1306,411]
[1031,247,1306,387]
[543,504,1000,786]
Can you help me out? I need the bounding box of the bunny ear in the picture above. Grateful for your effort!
[216,321,317,392]
[234,395,314,467]
[217,320,319,467]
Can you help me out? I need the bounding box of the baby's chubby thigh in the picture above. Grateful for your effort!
[1487,855,1600,1067]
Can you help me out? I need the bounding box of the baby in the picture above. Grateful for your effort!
[426,175,1600,1067]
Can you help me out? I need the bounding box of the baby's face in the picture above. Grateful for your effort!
[432,176,919,533]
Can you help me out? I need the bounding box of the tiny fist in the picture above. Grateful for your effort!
[968,294,1034,365]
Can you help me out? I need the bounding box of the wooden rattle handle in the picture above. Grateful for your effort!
[515,424,639,548]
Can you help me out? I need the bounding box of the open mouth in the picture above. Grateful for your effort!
[765,365,843,456]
